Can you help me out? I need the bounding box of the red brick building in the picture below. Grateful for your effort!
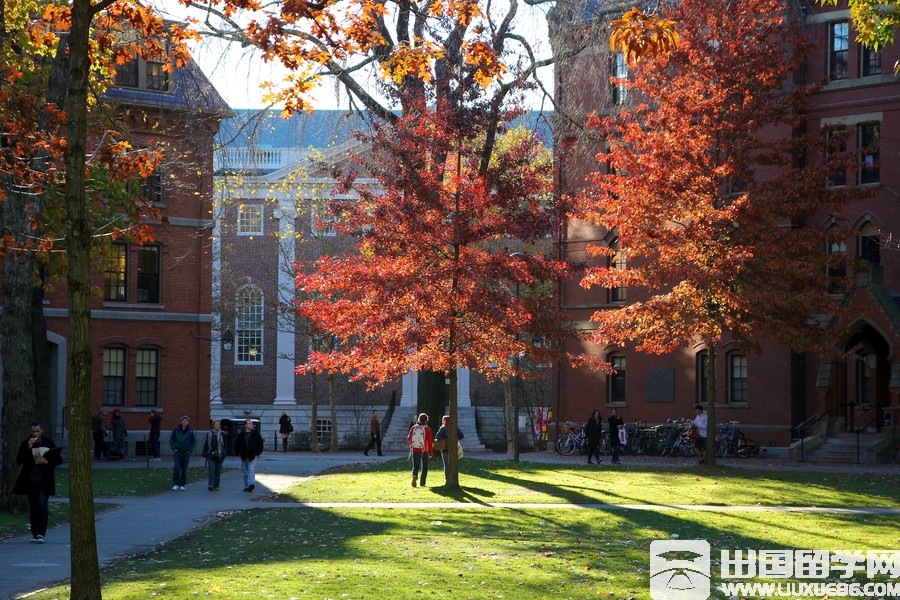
[37,58,229,452]
[551,0,899,461]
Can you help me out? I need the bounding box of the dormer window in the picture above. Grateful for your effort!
[115,58,169,93]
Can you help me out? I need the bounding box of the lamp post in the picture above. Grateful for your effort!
[510,252,526,463]
[222,328,234,351]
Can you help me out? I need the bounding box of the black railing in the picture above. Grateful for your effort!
[854,414,878,464]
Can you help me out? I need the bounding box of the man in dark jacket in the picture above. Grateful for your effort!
[169,416,195,491]
[233,419,264,492]
[14,422,63,543]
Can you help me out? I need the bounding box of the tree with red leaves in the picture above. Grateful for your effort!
[575,0,867,466]
[295,106,591,488]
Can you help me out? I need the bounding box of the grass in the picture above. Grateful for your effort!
[0,467,206,539]
[0,504,117,540]
[27,508,900,599]
[278,458,900,507]
[56,466,208,497]
[17,460,900,599]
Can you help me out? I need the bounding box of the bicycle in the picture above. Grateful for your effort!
[715,421,760,458]
[555,423,587,456]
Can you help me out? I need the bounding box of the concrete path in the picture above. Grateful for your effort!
[1,451,897,599]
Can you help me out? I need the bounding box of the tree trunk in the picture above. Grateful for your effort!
[64,0,102,596]
[445,368,460,488]
[328,374,338,452]
[0,197,36,514]
[503,379,515,457]
[704,344,717,467]
[310,374,320,453]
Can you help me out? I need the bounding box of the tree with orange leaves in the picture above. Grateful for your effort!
[0,2,197,596]
[575,0,867,466]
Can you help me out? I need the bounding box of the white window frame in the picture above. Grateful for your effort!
[238,204,264,236]
[235,284,264,364]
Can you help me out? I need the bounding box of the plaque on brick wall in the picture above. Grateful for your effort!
[645,369,674,403]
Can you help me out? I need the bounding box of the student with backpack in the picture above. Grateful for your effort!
[407,413,433,488]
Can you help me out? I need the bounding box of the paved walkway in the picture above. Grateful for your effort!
[1,451,897,599]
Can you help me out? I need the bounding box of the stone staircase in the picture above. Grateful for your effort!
[382,406,487,452]
[805,431,885,463]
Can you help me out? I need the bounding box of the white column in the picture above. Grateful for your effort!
[273,206,297,405]
[457,367,472,407]
[210,205,223,407]
[401,371,418,406]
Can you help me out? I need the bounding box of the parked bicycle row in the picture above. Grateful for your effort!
[555,405,760,461]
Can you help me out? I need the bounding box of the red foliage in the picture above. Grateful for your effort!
[575,0,868,355]
[295,108,598,385]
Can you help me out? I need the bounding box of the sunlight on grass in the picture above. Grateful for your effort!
[27,507,900,600]
[279,458,900,507]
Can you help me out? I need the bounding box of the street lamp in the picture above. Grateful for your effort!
[222,328,234,351]
[510,252,526,462]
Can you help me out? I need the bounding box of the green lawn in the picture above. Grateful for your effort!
[0,467,206,539]
[0,504,118,540]
[27,508,899,599]
[56,466,208,497]
[279,458,900,507]
[18,460,900,600]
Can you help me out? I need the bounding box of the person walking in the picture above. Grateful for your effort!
[13,422,63,543]
[691,404,708,464]
[169,416,195,491]
[585,409,603,464]
[91,408,109,460]
[110,409,127,458]
[608,408,623,465]
[278,412,293,453]
[407,413,433,488]
[203,420,226,491]
[148,409,162,462]
[363,410,383,456]
[234,419,264,492]
[433,415,463,483]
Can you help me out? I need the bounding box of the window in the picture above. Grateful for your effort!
[115,60,139,88]
[608,240,627,303]
[858,123,879,185]
[137,245,160,303]
[114,58,169,92]
[858,222,881,266]
[238,204,263,236]
[727,352,747,404]
[235,285,263,363]
[103,347,126,405]
[829,22,849,80]
[826,229,848,293]
[104,243,127,302]
[611,52,628,106]
[860,44,881,77]
[311,206,337,237]
[826,126,847,187]
[696,350,709,405]
[316,418,333,440]
[140,170,163,205]
[607,353,626,404]
[146,60,169,91]
[135,348,159,406]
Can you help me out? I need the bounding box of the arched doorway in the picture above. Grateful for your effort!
[839,321,889,432]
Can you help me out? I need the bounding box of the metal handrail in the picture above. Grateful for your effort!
[854,414,879,464]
